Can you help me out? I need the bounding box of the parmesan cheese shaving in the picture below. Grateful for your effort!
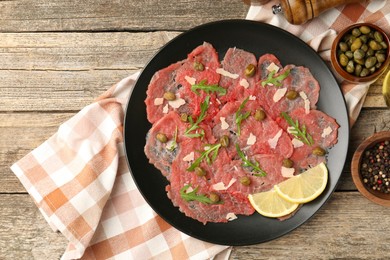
[220,117,229,130]
[292,138,304,148]
[216,68,239,79]
[321,126,333,138]
[266,62,280,73]
[162,104,169,114]
[239,78,249,89]
[247,133,257,146]
[168,98,186,109]
[212,178,237,191]
[249,95,256,100]
[226,213,238,221]
[281,166,295,178]
[268,129,283,149]
[182,152,194,162]
[154,97,164,106]
[299,91,310,114]
[184,75,196,85]
[273,87,287,102]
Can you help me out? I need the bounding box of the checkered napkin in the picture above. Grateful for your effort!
[10,1,390,259]
[247,0,390,126]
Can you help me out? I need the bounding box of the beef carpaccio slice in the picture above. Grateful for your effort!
[145,42,221,124]
[144,42,338,224]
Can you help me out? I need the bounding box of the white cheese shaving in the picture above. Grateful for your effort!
[292,138,304,148]
[226,213,238,221]
[212,178,237,191]
[220,117,229,130]
[239,78,249,89]
[321,126,333,138]
[247,133,257,146]
[182,152,194,162]
[299,91,310,114]
[184,75,196,85]
[166,140,177,151]
[168,98,186,109]
[154,97,164,106]
[216,68,239,79]
[162,104,169,114]
[216,98,221,105]
[249,95,256,100]
[185,186,194,193]
[273,87,287,102]
[268,129,283,149]
[281,166,295,178]
[266,62,280,73]
[233,166,239,171]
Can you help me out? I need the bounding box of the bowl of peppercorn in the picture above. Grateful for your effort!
[351,131,390,206]
[331,23,390,83]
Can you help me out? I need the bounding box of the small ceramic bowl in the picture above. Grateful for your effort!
[351,131,390,206]
[331,23,390,83]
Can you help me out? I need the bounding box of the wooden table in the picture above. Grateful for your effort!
[2,1,390,259]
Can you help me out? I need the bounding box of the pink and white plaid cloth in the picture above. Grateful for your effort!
[10,0,389,259]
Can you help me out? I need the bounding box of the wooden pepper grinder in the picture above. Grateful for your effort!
[272,0,365,25]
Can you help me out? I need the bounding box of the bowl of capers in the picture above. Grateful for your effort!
[331,23,390,83]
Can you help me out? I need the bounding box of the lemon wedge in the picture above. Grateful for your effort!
[383,69,390,107]
[248,189,299,218]
[274,162,328,204]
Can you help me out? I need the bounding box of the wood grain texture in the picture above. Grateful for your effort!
[0,0,249,32]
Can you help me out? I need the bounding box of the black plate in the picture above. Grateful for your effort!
[124,19,349,246]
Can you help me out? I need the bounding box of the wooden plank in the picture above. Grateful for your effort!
[0,0,249,32]
[2,192,390,259]
[3,108,390,193]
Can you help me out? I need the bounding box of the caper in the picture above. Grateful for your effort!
[312,147,326,156]
[380,41,388,49]
[163,91,176,101]
[360,68,370,77]
[254,109,266,121]
[369,66,376,74]
[180,113,188,122]
[286,89,299,100]
[339,42,348,52]
[369,40,382,51]
[366,48,375,57]
[346,60,355,73]
[361,44,368,52]
[346,35,356,46]
[351,38,362,52]
[282,158,294,168]
[245,64,256,77]
[365,56,377,69]
[352,28,362,37]
[376,53,386,63]
[156,133,168,143]
[353,49,365,60]
[193,61,204,71]
[339,53,349,67]
[220,135,230,147]
[375,62,383,69]
[345,50,353,59]
[374,31,384,42]
[359,25,371,34]
[240,176,251,186]
[355,64,363,76]
[195,166,206,177]
[359,34,368,43]
[354,58,365,65]
[209,192,220,203]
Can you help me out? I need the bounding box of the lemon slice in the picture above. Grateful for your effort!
[383,69,390,107]
[248,189,299,218]
[274,162,328,204]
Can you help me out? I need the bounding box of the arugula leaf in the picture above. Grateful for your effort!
[261,69,290,87]
[281,112,314,145]
[191,80,226,96]
[184,96,210,138]
[187,143,222,172]
[236,144,267,176]
[235,97,251,136]
[180,184,214,204]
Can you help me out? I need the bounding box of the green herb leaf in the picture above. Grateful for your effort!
[281,112,314,145]
[191,80,227,96]
[235,144,267,176]
[235,97,251,136]
[187,143,222,171]
[261,69,290,87]
[184,96,210,138]
[180,184,214,204]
